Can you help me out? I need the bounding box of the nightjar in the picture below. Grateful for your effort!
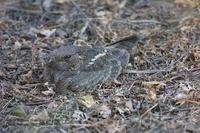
[43,34,142,93]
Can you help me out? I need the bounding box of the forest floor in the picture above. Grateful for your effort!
[0,0,200,132]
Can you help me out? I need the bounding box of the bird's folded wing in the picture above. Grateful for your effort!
[80,47,112,71]
[56,66,112,91]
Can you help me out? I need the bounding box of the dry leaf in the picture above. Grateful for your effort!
[180,15,200,33]
[125,100,134,112]
[112,96,121,103]
[175,0,200,8]
[78,94,96,108]
[21,70,33,83]
[29,109,49,122]
[72,110,85,121]
[55,0,69,4]
[149,90,157,101]
[142,81,166,90]
[0,69,5,77]
[97,104,111,118]
[175,82,199,105]
[14,41,22,50]
[191,46,200,62]
[175,93,188,101]
[176,99,187,105]
[116,106,130,117]
[0,19,12,28]
[179,83,195,93]
[39,29,56,38]
[31,28,56,38]
[95,11,113,25]
[105,119,126,133]
[42,87,55,96]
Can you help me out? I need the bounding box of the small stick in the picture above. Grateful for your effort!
[124,68,172,74]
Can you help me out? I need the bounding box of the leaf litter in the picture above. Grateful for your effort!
[0,0,200,132]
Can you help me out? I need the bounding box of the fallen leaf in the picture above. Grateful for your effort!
[179,82,195,93]
[0,19,12,28]
[142,81,166,90]
[14,41,22,50]
[95,10,113,25]
[105,119,126,133]
[29,109,49,122]
[39,29,56,38]
[149,90,157,101]
[31,28,56,38]
[20,70,33,83]
[78,94,96,108]
[191,45,200,63]
[55,0,69,4]
[176,99,187,105]
[125,100,134,112]
[72,110,85,121]
[42,87,55,96]
[175,93,188,101]
[0,69,5,77]
[97,104,111,118]
[175,0,200,8]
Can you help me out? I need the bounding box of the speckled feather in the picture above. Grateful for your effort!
[44,34,141,93]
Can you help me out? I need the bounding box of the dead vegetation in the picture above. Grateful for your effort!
[0,0,200,132]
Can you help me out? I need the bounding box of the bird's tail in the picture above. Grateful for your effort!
[105,34,145,52]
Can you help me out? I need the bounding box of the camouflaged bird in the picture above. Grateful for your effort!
[44,34,142,93]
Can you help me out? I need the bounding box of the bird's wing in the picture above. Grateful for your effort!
[65,67,112,91]
[75,47,130,85]
[80,47,130,74]
[80,47,113,71]
[108,48,130,67]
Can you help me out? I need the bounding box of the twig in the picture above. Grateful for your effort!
[69,0,90,20]
[0,5,42,14]
[0,98,14,113]
[125,59,175,74]
[69,0,109,38]
[139,49,157,69]
[118,19,161,24]
[128,81,136,91]
[0,5,70,14]
[140,103,158,118]
[78,18,161,24]
[114,19,162,25]
[124,68,172,74]
[79,19,92,37]
[1,4,162,25]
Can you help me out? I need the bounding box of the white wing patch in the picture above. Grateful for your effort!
[88,49,107,65]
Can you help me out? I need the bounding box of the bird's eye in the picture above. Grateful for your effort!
[64,55,71,59]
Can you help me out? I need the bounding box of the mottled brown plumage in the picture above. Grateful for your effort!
[44,34,142,93]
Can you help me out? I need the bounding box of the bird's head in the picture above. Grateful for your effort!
[52,44,79,60]
[45,44,80,69]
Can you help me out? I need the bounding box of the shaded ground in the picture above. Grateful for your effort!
[0,0,200,132]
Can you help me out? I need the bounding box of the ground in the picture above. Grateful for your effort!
[0,0,200,132]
